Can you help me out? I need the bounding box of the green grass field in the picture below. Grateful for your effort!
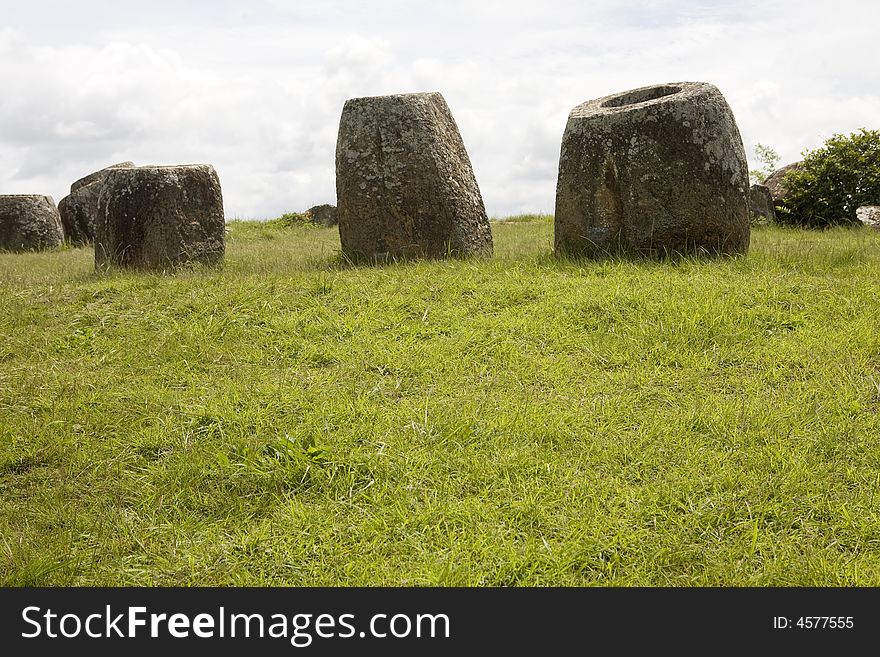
[2,216,880,585]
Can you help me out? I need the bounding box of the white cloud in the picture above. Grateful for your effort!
[0,1,878,217]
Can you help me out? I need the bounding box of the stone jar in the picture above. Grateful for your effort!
[554,81,750,258]
[763,162,803,203]
[749,184,776,223]
[0,195,64,252]
[306,204,338,227]
[95,164,225,270]
[336,91,492,262]
[59,161,135,245]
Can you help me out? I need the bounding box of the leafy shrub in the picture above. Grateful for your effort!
[777,128,880,227]
[266,212,309,228]
[749,143,781,185]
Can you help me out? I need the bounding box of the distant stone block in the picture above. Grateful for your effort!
[763,162,803,203]
[749,184,776,223]
[306,204,338,227]
[857,206,880,229]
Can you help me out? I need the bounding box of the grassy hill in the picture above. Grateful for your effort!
[2,215,880,585]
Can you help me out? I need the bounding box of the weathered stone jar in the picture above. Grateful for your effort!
[0,195,64,252]
[306,204,338,227]
[554,81,750,258]
[336,91,493,262]
[763,162,803,203]
[95,164,225,270]
[59,161,135,245]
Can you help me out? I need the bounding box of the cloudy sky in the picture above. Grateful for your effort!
[1,0,878,218]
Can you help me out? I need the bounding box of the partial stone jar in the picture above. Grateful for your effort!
[95,165,225,270]
[554,81,750,258]
[59,161,135,245]
[306,204,338,227]
[0,195,64,252]
[336,91,493,262]
[749,183,776,224]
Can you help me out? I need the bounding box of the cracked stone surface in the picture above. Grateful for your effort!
[335,91,492,261]
[0,195,64,251]
[554,81,750,258]
[95,165,225,270]
[60,162,135,245]
[749,184,776,223]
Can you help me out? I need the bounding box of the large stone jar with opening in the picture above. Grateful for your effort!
[554,81,750,258]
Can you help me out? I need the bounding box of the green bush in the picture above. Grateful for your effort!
[777,128,880,227]
[266,212,309,228]
[749,143,780,185]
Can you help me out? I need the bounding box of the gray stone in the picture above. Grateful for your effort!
[857,206,880,229]
[95,165,225,270]
[554,81,750,258]
[59,182,100,245]
[306,204,338,227]
[60,162,135,244]
[749,184,776,224]
[335,91,492,261]
[0,195,64,252]
[71,161,135,193]
[763,162,803,203]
